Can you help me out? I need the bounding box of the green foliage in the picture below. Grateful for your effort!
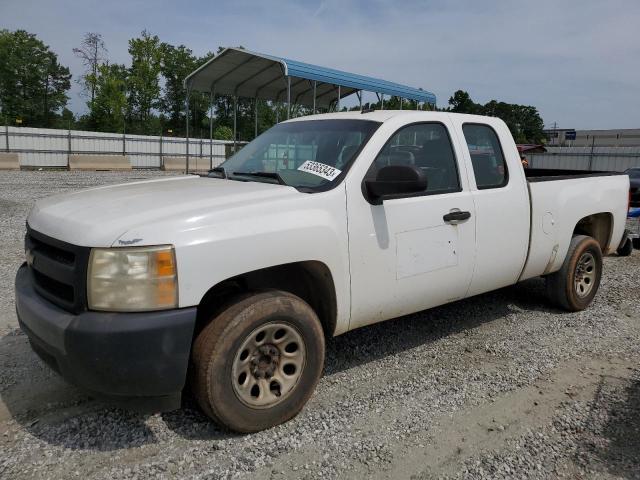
[127,30,162,133]
[0,29,547,145]
[0,29,71,127]
[88,63,127,132]
[73,33,107,106]
[448,90,481,114]
[448,90,545,143]
[51,108,76,129]
[160,44,208,135]
[213,125,233,140]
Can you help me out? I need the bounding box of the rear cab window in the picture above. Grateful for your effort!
[462,124,508,189]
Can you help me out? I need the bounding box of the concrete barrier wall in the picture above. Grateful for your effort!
[0,152,20,169]
[162,156,212,172]
[4,126,239,168]
[69,154,131,170]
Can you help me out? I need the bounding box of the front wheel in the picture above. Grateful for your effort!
[191,291,325,433]
[546,235,603,311]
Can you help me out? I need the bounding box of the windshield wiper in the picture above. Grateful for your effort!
[232,171,286,185]
[207,166,227,178]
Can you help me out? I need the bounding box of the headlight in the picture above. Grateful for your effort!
[87,245,178,311]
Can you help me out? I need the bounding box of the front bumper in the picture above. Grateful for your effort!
[15,264,197,411]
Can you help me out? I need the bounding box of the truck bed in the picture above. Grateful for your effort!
[524,168,625,182]
[519,169,629,282]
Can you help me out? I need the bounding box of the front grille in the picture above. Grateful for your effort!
[25,226,91,313]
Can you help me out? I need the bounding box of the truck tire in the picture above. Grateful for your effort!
[545,235,602,311]
[191,290,325,432]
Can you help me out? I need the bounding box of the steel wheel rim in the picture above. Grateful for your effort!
[574,252,596,297]
[231,322,306,409]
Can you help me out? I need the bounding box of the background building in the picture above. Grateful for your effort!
[544,128,640,147]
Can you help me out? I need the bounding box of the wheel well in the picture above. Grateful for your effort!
[573,213,613,251]
[195,261,337,338]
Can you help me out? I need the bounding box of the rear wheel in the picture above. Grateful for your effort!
[546,235,602,311]
[191,290,325,432]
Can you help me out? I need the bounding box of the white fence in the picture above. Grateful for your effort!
[5,125,640,173]
[528,146,640,172]
[2,125,241,169]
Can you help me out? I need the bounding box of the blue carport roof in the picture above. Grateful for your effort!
[185,47,436,108]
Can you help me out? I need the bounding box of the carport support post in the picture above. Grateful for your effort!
[337,85,341,111]
[233,95,237,153]
[357,91,362,111]
[381,94,385,110]
[399,97,403,110]
[254,98,258,138]
[209,88,214,169]
[67,128,71,168]
[312,81,317,114]
[4,122,9,152]
[185,86,191,174]
[286,76,291,120]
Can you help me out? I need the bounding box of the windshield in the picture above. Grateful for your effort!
[216,119,380,191]
[626,168,640,178]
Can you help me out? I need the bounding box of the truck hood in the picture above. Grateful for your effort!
[27,176,300,246]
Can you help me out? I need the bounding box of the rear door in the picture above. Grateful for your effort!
[453,119,530,296]
[346,119,477,330]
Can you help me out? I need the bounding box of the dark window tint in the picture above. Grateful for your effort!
[462,124,508,189]
[366,123,460,194]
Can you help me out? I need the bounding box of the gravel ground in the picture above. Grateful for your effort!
[1,170,639,479]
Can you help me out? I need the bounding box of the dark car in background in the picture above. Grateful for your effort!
[626,168,640,207]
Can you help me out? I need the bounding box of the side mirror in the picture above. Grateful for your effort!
[364,165,427,204]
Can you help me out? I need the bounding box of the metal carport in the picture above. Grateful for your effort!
[183,47,436,171]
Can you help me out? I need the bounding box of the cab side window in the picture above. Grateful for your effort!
[366,123,460,194]
[462,124,508,189]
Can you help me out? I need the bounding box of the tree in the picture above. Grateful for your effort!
[160,43,191,132]
[73,33,107,105]
[159,45,216,137]
[448,90,481,114]
[41,52,72,127]
[213,125,233,140]
[52,108,76,129]
[482,99,545,143]
[447,90,545,143]
[88,63,128,132]
[127,30,162,133]
[0,29,71,127]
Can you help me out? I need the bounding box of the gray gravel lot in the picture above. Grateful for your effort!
[1,170,639,479]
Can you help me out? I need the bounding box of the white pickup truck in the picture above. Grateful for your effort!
[15,111,629,432]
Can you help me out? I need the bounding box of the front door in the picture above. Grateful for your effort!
[347,120,477,330]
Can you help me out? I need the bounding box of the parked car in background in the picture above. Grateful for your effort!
[15,111,630,433]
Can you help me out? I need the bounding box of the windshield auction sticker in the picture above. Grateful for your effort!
[297,160,342,181]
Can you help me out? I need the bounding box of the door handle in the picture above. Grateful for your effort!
[443,211,471,223]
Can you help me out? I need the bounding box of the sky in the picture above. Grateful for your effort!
[2,0,640,130]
